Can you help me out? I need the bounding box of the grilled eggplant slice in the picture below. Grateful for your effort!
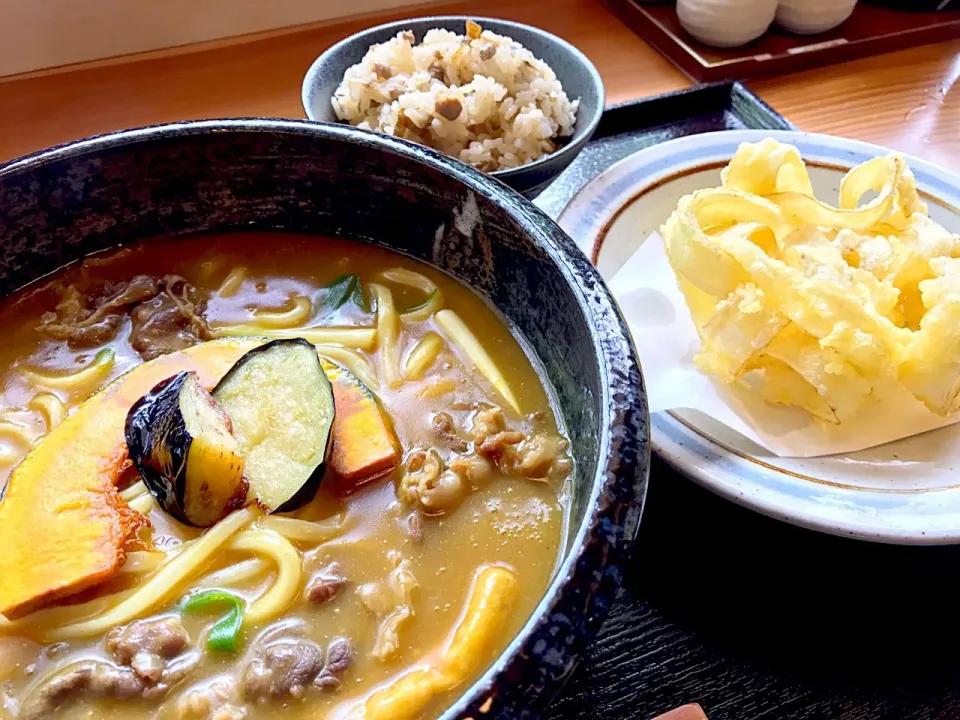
[126,371,248,527]
[213,339,336,513]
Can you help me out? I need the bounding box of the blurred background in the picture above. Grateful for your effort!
[0,0,409,77]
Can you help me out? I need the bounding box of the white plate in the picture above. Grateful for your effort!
[559,129,960,545]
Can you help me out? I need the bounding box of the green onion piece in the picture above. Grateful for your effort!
[180,589,246,653]
[354,281,370,313]
[323,274,369,313]
[92,348,116,366]
[400,289,436,314]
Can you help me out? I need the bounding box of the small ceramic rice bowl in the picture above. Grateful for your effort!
[302,16,605,197]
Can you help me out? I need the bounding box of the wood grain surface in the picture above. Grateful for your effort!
[753,40,960,167]
[0,0,683,162]
[2,0,958,168]
[2,3,960,719]
[605,1,960,85]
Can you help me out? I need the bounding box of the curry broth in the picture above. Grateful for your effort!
[0,233,568,720]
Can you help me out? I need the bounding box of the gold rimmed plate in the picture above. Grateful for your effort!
[560,129,960,544]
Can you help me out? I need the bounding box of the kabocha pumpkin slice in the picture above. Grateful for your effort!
[322,358,400,487]
[0,337,262,617]
[213,339,336,513]
[125,372,248,528]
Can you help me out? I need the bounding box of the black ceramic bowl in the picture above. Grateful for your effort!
[301,16,605,198]
[0,119,647,720]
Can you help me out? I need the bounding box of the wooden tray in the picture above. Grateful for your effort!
[604,0,960,83]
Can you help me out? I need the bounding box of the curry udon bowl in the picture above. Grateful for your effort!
[0,120,648,720]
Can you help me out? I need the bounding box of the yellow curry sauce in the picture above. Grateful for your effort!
[0,233,568,720]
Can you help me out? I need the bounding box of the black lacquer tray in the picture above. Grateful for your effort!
[535,82,794,218]
[542,82,960,720]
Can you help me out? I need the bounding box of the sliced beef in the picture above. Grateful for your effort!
[358,557,417,662]
[129,276,212,360]
[431,412,468,453]
[397,448,466,514]
[106,616,191,683]
[305,562,347,606]
[397,404,574,514]
[18,661,113,719]
[38,273,211,360]
[38,275,159,349]
[242,640,323,701]
[448,453,493,487]
[516,434,573,482]
[470,406,524,456]
[147,652,202,698]
[84,663,146,699]
[18,651,200,720]
[313,637,352,690]
[241,637,352,702]
[42,312,122,349]
[468,405,571,482]
[370,605,412,662]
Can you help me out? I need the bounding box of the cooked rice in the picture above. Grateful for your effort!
[331,21,579,172]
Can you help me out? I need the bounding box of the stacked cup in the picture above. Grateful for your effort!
[676,0,858,47]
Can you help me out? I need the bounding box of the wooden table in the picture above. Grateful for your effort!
[3,3,960,719]
[0,0,958,166]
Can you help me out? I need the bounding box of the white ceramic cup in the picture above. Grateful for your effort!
[677,0,779,48]
[775,0,859,34]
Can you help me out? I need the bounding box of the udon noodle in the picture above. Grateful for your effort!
[0,233,571,720]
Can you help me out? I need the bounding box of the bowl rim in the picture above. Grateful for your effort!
[0,117,647,719]
[300,14,606,179]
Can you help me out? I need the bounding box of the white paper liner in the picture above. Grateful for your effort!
[610,233,960,458]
